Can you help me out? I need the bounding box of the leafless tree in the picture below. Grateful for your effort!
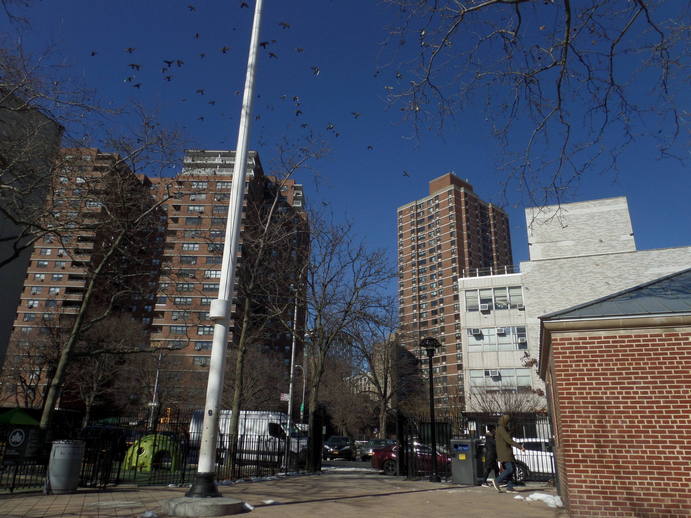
[218,144,319,473]
[319,355,377,438]
[350,309,427,438]
[384,0,687,206]
[468,387,546,413]
[293,215,395,470]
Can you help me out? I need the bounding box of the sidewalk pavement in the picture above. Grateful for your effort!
[1,469,569,518]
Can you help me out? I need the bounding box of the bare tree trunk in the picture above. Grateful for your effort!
[39,231,125,431]
[227,296,252,475]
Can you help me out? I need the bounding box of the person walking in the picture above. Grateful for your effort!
[492,414,525,493]
[480,424,498,486]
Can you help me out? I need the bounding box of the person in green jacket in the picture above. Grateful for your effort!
[491,414,525,493]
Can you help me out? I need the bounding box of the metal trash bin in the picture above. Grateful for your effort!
[450,438,479,485]
[48,440,85,494]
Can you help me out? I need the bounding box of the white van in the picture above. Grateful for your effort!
[188,410,307,466]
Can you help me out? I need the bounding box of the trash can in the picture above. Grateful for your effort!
[450,438,479,485]
[48,440,85,494]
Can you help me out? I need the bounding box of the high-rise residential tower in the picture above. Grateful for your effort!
[396,173,512,409]
[149,149,308,406]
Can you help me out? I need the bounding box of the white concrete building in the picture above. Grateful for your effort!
[458,196,691,410]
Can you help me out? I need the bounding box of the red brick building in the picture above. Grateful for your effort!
[539,268,691,518]
[397,173,512,408]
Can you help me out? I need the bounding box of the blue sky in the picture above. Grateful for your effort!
[3,0,689,269]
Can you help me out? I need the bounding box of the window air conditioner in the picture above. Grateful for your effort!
[518,337,527,343]
[172,315,178,320]
[517,304,525,310]
[479,303,490,311]
[195,344,203,351]
[497,327,507,335]
[488,370,500,377]
[470,328,482,335]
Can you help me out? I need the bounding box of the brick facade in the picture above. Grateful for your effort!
[543,322,691,517]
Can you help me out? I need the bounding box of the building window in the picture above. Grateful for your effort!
[51,274,64,281]
[180,256,197,265]
[48,287,60,296]
[23,313,36,321]
[188,205,204,213]
[181,243,200,251]
[185,217,202,225]
[194,341,212,351]
[176,283,194,292]
[208,243,223,252]
[173,297,193,306]
[204,270,221,279]
[34,273,46,281]
[213,205,228,214]
[200,297,212,306]
[197,325,214,335]
[191,181,208,189]
[39,248,52,256]
[509,286,524,308]
[193,356,211,366]
[202,283,218,291]
[206,256,222,264]
[216,181,232,189]
[30,287,42,295]
[36,260,49,268]
[170,325,188,335]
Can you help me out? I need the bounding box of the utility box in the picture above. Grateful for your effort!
[450,438,479,485]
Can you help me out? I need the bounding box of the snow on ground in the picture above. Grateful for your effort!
[321,466,378,473]
[525,492,564,508]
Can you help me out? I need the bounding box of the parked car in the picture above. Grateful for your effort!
[513,438,554,475]
[323,436,354,460]
[371,443,450,476]
[358,439,397,461]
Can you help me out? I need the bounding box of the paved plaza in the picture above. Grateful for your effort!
[0,470,567,518]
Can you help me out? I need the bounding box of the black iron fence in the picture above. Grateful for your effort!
[1,409,306,493]
[397,412,554,483]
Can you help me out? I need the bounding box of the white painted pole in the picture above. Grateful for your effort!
[186,0,264,498]
[284,287,300,471]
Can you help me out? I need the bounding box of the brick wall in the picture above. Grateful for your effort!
[549,326,691,517]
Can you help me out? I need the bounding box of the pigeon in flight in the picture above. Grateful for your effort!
[279,22,290,29]
[311,66,320,76]
[125,47,136,53]
[128,64,141,71]
[221,46,230,54]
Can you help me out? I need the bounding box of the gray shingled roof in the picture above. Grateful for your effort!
[542,268,691,321]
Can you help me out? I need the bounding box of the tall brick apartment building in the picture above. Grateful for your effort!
[1,148,163,407]
[1,148,307,411]
[396,173,512,408]
[540,269,691,518]
[148,149,307,405]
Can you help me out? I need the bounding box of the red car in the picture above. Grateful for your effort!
[371,443,451,476]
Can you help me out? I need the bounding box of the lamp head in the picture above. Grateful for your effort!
[420,336,441,356]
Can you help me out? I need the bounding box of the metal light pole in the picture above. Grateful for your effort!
[284,284,300,471]
[147,349,163,431]
[295,364,306,423]
[421,337,441,483]
[186,0,264,498]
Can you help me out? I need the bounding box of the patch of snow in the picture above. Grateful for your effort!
[526,492,563,508]
[514,495,525,500]
[243,503,255,511]
[140,512,158,518]
[321,466,378,472]
[262,500,277,505]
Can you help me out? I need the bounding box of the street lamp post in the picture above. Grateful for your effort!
[185,0,264,499]
[421,337,441,483]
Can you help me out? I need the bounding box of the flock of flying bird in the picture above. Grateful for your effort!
[87,1,412,178]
